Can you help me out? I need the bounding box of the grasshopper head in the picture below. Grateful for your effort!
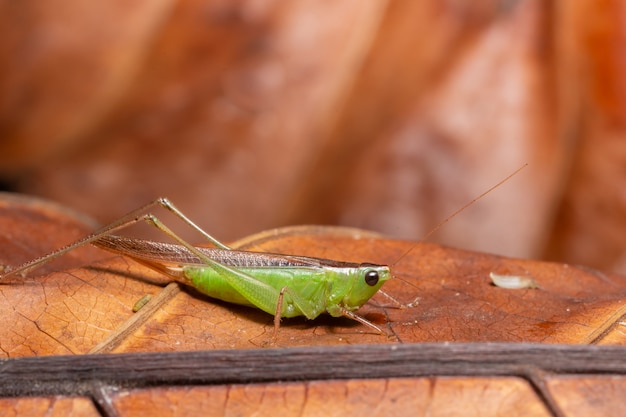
[342,263,391,311]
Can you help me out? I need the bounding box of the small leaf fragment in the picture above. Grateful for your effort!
[489,272,539,289]
[132,294,153,312]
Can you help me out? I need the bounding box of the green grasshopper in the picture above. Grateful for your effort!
[0,198,390,335]
[0,166,524,337]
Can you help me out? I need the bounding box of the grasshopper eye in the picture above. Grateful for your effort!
[364,270,379,286]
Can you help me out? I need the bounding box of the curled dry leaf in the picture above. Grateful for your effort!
[1,194,626,358]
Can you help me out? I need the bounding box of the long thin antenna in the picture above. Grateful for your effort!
[421,163,528,242]
[392,163,528,267]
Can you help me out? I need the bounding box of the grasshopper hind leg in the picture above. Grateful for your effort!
[0,198,231,280]
[153,198,231,250]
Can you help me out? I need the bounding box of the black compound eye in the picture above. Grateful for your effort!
[364,270,379,286]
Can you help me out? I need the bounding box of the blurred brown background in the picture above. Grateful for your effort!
[0,0,624,274]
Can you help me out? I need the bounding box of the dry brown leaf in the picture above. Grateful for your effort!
[2,194,626,359]
[0,397,99,417]
[112,378,552,417]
